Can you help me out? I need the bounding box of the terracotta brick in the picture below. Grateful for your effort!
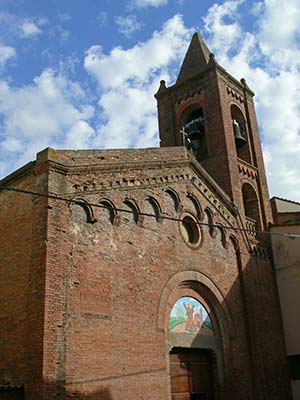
[0,33,291,400]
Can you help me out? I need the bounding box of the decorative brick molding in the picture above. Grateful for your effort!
[238,160,258,180]
[156,269,236,344]
[226,86,244,103]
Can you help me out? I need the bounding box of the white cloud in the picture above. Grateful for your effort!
[115,15,143,38]
[203,0,300,200]
[0,15,192,178]
[84,14,192,149]
[258,0,300,69]
[203,0,243,56]
[1,1,297,203]
[259,0,300,49]
[0,45,15,69]
[130,0,168,8]
[94,80,160,149]
[0,69,95,175]
[251,1,264,15]
[65,120,95,149]
[20,21,42,37]
[0,12,45,40]
[85,15,191,89]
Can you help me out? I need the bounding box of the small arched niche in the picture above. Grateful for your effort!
[186,193,203,221]
[181,105,208,161]
[164,188,181,215]
[143,196,162,227]
[99,199,117,225]
[122,199,139,225]
[204,207,216,238]
[71,198,97,224]
[242,183,261,236]
[231,105,251,163]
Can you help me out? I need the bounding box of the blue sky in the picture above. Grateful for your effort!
[0,0,299,200]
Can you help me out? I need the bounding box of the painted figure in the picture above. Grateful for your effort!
[194,308,204,328]
[168,296,214,335]
[184,302,196,332]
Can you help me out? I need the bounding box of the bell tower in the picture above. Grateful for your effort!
[155,32,272,232]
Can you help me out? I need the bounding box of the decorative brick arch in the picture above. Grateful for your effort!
[98,198,121,226]
[144,195,163,223]
[241,181,262,233]
[157,269,235,347]
[186,192,203,220]
[158,269,236,397]
[176,100,206,127]
[164,187,183,214]
[72,198,97,224]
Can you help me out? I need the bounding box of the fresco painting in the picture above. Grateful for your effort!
[168,297,214,335]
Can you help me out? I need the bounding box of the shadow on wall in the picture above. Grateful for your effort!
[16,382,113,400]
[0,386,24,400]
[65,387,113,400]
[164,233,293,400]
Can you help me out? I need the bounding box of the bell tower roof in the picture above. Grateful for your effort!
[177,32,212,83]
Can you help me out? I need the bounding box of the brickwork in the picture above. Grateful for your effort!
[0,163,49,398]
[0,33,292,400]
[46,151,251,399]
[156,54,273,230]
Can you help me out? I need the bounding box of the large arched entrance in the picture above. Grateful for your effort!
[168,296,216,400]
[157,271,233,400]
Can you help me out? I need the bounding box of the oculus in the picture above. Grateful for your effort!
[180,213,201,247]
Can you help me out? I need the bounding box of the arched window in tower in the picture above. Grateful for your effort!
[181,106,208,161]
[231,105,252,163]
[242,183,261,237]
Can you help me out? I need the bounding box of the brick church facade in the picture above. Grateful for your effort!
[0,33,292,399]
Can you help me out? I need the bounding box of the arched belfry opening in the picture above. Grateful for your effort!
[231,105,251,163]
[181,106,208,162]
[242,183,261,236]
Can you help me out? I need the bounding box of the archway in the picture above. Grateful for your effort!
[181,106,208,161]
[242,183,261,236]
[168,296,215,400]
[231,104,251,163]
[157,271,234,400]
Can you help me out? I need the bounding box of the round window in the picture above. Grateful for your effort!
[180,213,201,247]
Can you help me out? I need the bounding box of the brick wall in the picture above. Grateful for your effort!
[27,148,289,400]
[0,146,291,399]
[0,163,49,398]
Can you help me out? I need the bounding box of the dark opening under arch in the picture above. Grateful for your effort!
[181,106,208,161]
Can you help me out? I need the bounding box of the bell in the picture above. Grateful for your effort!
[184,116,203,137]
[183,114,205,155]
[233,119,247,147]
[188,132,201,153]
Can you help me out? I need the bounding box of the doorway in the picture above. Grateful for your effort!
[169,348,214,400]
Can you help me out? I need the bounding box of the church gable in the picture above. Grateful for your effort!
[42,146,238,241]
